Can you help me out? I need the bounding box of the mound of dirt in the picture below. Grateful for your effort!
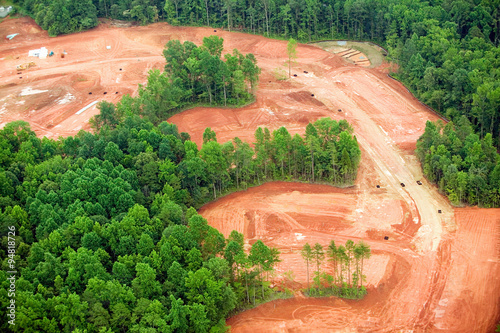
[287,91,325,107]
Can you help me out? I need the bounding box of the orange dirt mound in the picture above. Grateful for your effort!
[287,91,325,107]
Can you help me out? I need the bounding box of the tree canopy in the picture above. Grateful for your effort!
[0,109,360,332]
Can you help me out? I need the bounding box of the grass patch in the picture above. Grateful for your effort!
[348,42,385,67]
[314,40,386,68]
[272,67,288,80]
[305,285,367,300]
[229,289,294,316]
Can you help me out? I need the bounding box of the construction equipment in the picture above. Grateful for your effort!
[49,51,54,57]
[16,62,36,71]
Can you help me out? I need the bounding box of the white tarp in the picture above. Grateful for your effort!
[29,47,48,59]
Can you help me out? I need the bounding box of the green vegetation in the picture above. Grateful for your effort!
[417,118,500,207]
[315,41,386,68]
[301,240,371,299]
[286,38,297,78]
[0,115,359,331]
[92,37,259,127]
[272,67,287,80]
[18,0,98,36]
[0,117,308,332]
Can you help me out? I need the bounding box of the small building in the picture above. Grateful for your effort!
[29,47,49,59]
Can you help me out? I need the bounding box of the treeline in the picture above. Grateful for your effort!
[0,114,359,331]
[417,118,500,207]
[250,118,361,185]
[92,37,259,127]
[0,120,284,332]
[17,0,99,36]
[301,240,371,299]
[395,9,500,149]
[16,0,163,35]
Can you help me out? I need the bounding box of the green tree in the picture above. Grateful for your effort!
[301,243,313,291]
[203,128,217,144]
[131,263,162,299]
[311,243,324,292]
[286,38,298,78]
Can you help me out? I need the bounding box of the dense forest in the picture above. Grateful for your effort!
[416,118,500,207]
[0,107,360,332]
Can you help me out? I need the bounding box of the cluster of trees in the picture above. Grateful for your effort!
[92,37,259,127]
[93,112,360,201]
[17,0,99,36]
[17,0,163,34]
[160,0,499,46]
[416,118,500,207]
[0,114,359,331]
[250,118,361,185]
[0,205,279,331]
[393,7,500,150]
[301,239,371,298]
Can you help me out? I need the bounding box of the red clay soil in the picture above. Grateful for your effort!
[1,17,499,333]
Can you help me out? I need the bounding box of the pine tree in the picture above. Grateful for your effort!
[301,243,313,291]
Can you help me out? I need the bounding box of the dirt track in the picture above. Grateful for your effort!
[1,17,499,332]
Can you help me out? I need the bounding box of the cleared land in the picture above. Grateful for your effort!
[1,17,499,333]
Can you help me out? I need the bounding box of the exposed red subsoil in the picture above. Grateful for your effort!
[1,17,499,333]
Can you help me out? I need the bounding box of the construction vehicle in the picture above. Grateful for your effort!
[16,62,36,71]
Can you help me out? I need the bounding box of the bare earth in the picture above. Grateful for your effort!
[1,17,499,333]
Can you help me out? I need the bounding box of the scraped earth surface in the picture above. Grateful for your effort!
[1,17,499,333]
